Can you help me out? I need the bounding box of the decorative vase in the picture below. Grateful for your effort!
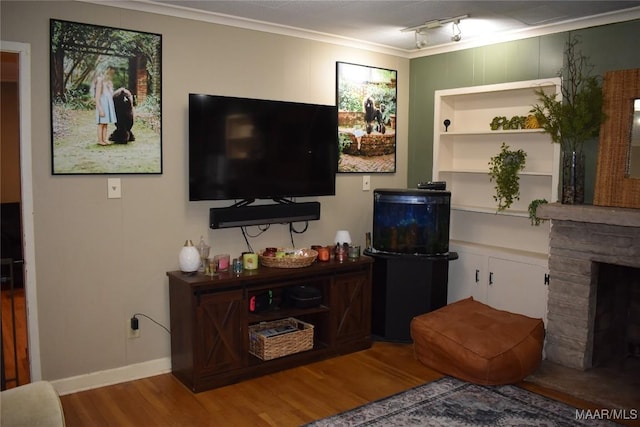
[561,150,585,204]
[179,240,201,273]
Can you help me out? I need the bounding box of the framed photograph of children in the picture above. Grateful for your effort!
[336,62,397,173]
[50,19,162,174]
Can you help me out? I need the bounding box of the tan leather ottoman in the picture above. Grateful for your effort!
[410,297,544,385]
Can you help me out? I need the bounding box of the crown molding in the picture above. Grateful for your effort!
[78,1,640,59]
[78,0,411,56]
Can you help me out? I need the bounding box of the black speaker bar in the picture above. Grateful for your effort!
[210,202,320,229]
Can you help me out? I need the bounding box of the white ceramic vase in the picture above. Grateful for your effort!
[179,240,201,273]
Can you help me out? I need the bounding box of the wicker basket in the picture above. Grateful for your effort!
[259,248,317,268]
[248,317,314,360]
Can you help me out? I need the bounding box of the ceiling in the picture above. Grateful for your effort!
[103,1,640,55]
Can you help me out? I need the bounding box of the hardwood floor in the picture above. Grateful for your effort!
[59,342,631,427]
[60,342,433,426]
[3,289,635,426]
[1,287,30,389]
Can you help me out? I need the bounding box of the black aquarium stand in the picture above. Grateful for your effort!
[365,249,458,342]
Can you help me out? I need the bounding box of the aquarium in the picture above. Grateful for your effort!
[372,189,451,256]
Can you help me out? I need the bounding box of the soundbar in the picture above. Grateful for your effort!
[210,202,321,229]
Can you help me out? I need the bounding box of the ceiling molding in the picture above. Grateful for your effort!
[78,1,640,59]
[79,0,410,56]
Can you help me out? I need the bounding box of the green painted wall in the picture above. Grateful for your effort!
[408,19,640,204]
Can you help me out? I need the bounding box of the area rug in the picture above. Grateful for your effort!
[305,377,618,426]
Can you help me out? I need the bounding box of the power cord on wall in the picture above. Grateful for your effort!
[130,313,171,334]
[236,197,313,252]
[241,224,272,253]
[289,221,309,247]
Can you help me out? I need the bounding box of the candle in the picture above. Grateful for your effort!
[348,245,360,259]
[317,247,330,262]
[243,252,258,270]
[216,253,230,271]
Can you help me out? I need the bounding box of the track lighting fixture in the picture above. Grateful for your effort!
[415,30,428,49]
[403,14,469,48]
[451,20,462,42]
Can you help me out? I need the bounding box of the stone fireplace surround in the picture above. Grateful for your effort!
[538,203,640,370]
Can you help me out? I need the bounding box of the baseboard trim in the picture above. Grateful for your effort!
[50,357,171,396]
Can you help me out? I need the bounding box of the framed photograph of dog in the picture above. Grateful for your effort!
[336,62,397,173]
[50,19,162,174]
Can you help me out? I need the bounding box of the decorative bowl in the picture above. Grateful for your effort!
[258,248,318,268]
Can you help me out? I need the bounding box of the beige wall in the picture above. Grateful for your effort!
[0,1,409,381]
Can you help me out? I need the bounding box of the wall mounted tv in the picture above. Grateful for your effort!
[189,93,338,201]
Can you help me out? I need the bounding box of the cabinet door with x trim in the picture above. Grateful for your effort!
[195,289,247,375]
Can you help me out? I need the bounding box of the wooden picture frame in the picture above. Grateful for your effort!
[50,19,162,174]
[594,68,640,208]
[336,62,397,173]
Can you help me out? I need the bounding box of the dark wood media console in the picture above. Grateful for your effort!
[167,256,373,392]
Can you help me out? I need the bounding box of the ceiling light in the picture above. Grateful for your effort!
[403,14,469,48]
[415,30,428,49]
[402,14,469,34]
[451,20,462,42]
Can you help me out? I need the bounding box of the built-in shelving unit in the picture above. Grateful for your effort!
[433,78,561,218]
[435,79,561,319]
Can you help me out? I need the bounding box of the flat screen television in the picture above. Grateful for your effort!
[189,94,338,201]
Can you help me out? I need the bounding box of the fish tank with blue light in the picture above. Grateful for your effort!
[372,188,451,256]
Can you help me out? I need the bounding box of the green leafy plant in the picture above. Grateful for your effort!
[488,142,527,212]
[528,199,548,226]
[530,35,604,153]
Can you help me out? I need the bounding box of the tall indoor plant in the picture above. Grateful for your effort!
[530,35,604,204]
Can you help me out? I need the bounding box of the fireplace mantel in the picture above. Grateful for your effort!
[538,203,640,228]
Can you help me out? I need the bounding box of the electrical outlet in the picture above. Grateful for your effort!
[362,175,371,191]
[108,178,122,199]
[128,319,140,339]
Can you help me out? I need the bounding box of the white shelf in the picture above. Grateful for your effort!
[433,78,561,253]
[451,204,530,217]
[434,78,560,217]
[439,129,546,136]
[439,169,553,176]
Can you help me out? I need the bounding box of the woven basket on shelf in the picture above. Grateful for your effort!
[248,317,314,360]
[259,248,318,268]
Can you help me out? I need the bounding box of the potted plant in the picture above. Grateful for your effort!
[530,34,604,204]
[528,199,548,226]
[488,142,527,212]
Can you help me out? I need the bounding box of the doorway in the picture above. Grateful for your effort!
[1,41,40,387]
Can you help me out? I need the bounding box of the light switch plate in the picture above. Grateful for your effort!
[108,178,121,199]
[362,175,371,191]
